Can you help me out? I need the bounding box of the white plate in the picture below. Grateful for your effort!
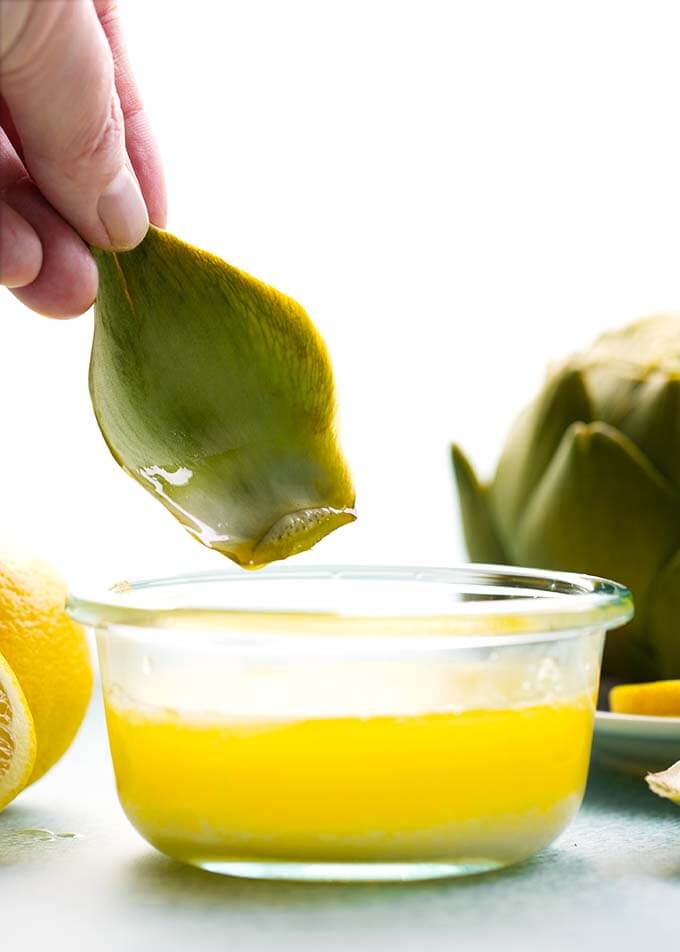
[592,710,680,774]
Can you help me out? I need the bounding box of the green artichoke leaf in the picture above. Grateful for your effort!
[515,421,680,678]
[619,376,680,490]
[646,548,680,678]
[576,314,680,427]
[451,445,507,563]
[581,314,680,370]
[90,227,356,568]
[490,367,592,545]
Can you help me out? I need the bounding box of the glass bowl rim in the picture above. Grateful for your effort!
[66,563,633,645]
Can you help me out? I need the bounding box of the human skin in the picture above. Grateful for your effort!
[0,0,166,317]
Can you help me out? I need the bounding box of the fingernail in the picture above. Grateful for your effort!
[97,168,149,250]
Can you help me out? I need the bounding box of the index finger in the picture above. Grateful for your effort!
[95,0,167,228]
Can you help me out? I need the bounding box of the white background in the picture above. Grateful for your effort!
[2,0,680,588]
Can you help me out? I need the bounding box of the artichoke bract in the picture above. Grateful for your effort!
[452,315,680,679]
[90,227,356,568]
[647,760,680,804]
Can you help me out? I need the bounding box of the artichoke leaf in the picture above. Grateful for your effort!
[575,315,680,428]
[451,445,507,563]
[646,760,680,805]
[619,375,680,490]
[491,368,592,543]
[516,421,680,677]
[90,227,356,568]
[580,314,680,373]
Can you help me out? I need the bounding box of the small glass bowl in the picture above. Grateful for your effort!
[68,564,632,882]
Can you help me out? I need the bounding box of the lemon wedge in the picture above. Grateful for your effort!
[609,680,680,716]
[0,650,36,811]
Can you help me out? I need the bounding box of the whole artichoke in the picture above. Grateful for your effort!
[452,315,680,680]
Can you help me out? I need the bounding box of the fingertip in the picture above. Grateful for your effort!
[0,201,43,288]
[5,179,98,318]
[12,244,97,319]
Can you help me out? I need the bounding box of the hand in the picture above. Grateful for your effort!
[0,0,166,317]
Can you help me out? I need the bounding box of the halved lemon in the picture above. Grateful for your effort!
[0,650,36,811]
[0,548,92,784]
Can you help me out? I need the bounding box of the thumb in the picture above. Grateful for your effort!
[0,0,148,250]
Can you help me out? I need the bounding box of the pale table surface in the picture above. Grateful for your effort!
[3,698,679,952]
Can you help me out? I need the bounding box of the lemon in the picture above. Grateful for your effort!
[609,680,680,716]
[647,761,680,804]
[0,649,36,810]
[0,549,93,784]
